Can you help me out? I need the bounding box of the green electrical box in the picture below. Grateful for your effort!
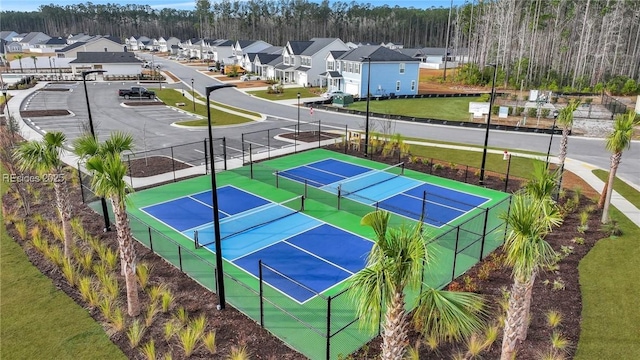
[333,94,354,107]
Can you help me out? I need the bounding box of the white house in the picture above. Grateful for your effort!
[232,40,272,65]
[294,38,350,87]
[242,46,281,73]
[17,32,51,51]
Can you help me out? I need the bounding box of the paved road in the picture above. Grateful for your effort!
[25,54,640,187]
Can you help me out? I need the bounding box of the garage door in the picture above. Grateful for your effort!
[298,72,307,86]
[345,83,359,97]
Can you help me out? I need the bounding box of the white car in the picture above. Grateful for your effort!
[240,74,261,81]
[321,90,346,99]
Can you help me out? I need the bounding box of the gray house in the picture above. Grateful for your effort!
[69,51,142,76]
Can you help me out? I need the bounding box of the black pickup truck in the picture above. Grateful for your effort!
[118,86,156,99]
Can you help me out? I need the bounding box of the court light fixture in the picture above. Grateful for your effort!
[205,84,237,310]
[82,69,111,232]
[479,63,497,185]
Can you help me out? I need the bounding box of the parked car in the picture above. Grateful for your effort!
[240,74,261,81]
[118,86,156,100]
[321,90,346,99]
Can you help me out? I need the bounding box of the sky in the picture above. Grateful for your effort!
[0,0,467,13]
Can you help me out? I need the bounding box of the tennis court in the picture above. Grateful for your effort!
[128,148,511,359]
[278,158,490,228]
[141,185,373,303]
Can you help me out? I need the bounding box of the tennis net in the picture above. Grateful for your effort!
[197,196,304,248]
[332,162,404,197]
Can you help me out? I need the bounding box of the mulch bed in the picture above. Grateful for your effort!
[39,88,71,92]
[20,109,71,117]
[279,131,343,143]
[2,138,607,359]
[126,156,193,178]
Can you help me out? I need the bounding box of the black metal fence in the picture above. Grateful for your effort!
[602,93,631,117]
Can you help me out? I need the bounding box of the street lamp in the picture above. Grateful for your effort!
[82,69,111,231]
[296,92,301,137]
[205,84,236,310]
[362,56,372,157]
[479,63,497,185]
[545,110,560,165]
[191,78,195,113]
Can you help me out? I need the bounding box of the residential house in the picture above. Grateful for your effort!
[68,51,142,75]
[67,33,89,44]
[241,46,282,73]
[30,37,68,53]
[56,36,124,58]
[232,40,272,66]
[0,31,18,42]
[18,32,51,51]
[417,47,468,68]
[210,39,234,64]
[321,50,348,89]
[294,38,350,87]
[254,54,281,79]
[4,41,22,53]
[136,36,151,51]
[125,36,140,51]
[330,45,420,97]
[163,37,180,53]
[381,42,404,50]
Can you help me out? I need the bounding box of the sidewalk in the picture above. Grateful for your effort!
[3,82,638,228]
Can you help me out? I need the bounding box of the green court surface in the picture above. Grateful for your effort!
[127,148,510,359]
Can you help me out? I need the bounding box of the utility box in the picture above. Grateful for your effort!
[333,94,354,107]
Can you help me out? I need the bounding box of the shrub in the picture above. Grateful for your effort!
[202,331,217,355]
[137,262,151,289]
[601,220,623,237]
[177,327,200,357]
[127,319,146,348]
[527,107,538,117]
[140,340,157,360]
[546,310,563,328]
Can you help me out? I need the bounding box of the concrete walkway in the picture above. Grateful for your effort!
[3,82,638,228]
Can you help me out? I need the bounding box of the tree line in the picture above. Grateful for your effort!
[2,0,639,90]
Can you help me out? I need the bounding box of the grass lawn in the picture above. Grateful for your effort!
[150,88,253,126]
[406,143,540,180]
[576,205,640,359]
[0,174,126,359]
[576,170,640,359]
[189,92,261,118]
[592,169,640,208]
[247,87,320,100]
[346,96,486,121]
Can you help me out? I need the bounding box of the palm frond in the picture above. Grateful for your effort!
[414,287,487,342]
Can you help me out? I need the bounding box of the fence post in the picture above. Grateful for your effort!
[326,295,332,360]
[148,227,153,252]
[344,125,348,154]
[259,260,264,328]
[318,120,321,148]
[465,165,469,183]
[77,163,85,203]
[223,137,227,170]
[480,208,489,260]
[268,129,272,159]
[421,190,427,221]
[451,227,460,281]
[275,170,279,188]
[178,246,183,271]
[504,154,512,192]
[127,154,134,188]
[194,230,199,249]
[249,144,253,179]
[171,146,176,182]
[241,134,245,165]
[203,138,209,174]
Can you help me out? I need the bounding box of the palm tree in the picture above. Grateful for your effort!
[524,161,558,201]
[30,55,38,73]
[599,111,639,223]
[74,132,140,316]
[15,54,24,73]
[350,210,487,360]
[499,193,563,360]
[13,131,73,259]
[556,99,580,189]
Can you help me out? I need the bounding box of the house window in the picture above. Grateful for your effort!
[284,55,290,65]
[396,81,401,92]
[348,62,353,73]
[354,63,360,74]
[399,63,405,74]
[327,61,334,71]
[411,80,416,91]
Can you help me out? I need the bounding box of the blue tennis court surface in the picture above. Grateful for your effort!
[279,158,490,227]
[141,185,373,303]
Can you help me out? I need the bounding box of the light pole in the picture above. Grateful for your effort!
[296,92,300,137]
[363,56,372,157]
[545,110,560,165]
[191,78,195,113]
[82,69,111,231]
[205,84,236,310]
[479,63,497,185]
